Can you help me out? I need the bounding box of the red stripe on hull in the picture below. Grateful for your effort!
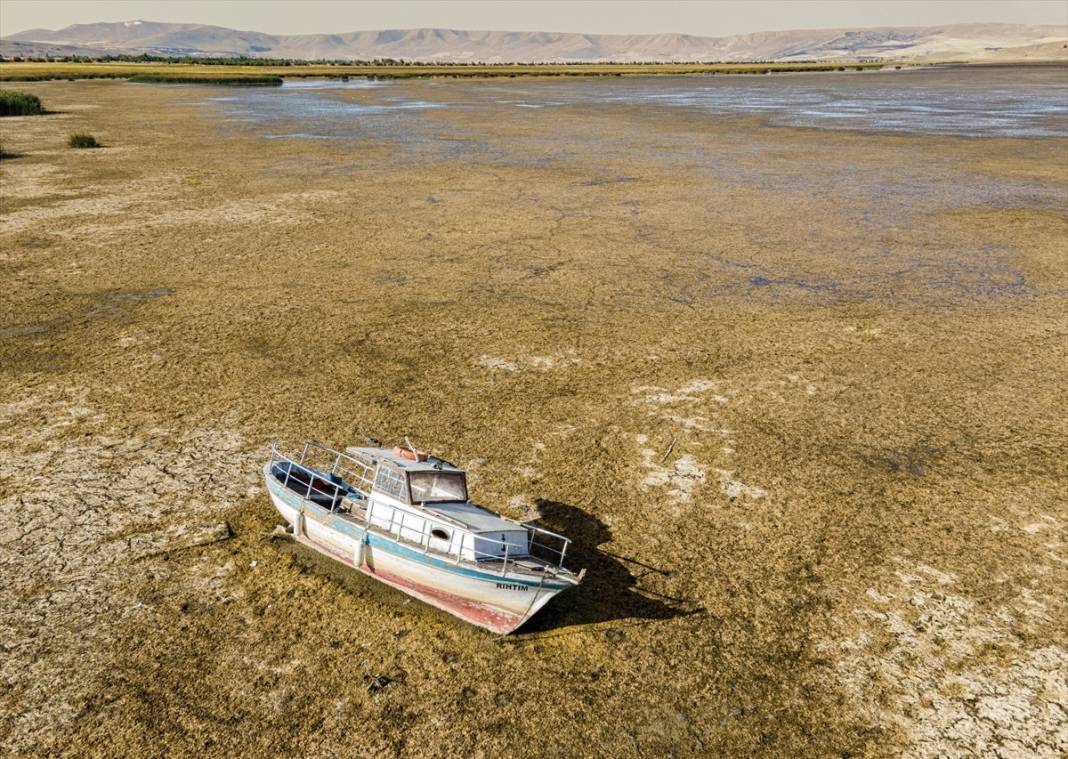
[367,564,527,634]
[293,534,528,634]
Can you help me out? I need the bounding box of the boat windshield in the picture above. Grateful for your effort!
[408,471,467,503]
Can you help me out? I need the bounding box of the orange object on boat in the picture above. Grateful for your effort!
[394,445,428,462]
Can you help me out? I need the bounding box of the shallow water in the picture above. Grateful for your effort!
[476,68,1068,138]
[187,64,1067,306]
[202,65,1068,140]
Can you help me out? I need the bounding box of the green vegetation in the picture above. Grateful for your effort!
[0,60,893,84]
[128,73,283,86]
[68,133,100,148]
[0,89,43,115]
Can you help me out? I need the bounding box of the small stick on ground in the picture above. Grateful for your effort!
[660,435,677,463]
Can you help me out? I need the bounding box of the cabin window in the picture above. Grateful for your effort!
[408,471,468,503]
[373,466,408,502]
[430,528,450,541]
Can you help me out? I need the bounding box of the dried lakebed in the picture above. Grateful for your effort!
[1,67,1066,757]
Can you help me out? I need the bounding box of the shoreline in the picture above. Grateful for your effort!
[1,60,909,83]
[2,59,1064,85]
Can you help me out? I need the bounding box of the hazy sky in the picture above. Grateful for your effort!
[2,0,1065,37]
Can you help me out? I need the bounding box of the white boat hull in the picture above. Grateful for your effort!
[265,468,571,634]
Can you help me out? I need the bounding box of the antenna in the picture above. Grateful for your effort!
[404,436,418,456]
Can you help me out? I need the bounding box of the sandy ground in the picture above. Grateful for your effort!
[1,74,1066,758]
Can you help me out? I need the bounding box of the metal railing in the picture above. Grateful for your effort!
[522,523,572,569]
[268,440,577,581]
[268,440,374,511]
[294,439,375,494]
[363,499,572,575]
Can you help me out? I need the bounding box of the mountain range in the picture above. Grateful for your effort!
[2,20,1066,62]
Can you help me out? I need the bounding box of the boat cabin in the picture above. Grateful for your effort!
[344,446,531,563]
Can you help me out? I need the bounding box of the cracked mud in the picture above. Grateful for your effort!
[1,69,1066,757]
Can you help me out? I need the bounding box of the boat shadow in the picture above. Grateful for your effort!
[518,499,700,633]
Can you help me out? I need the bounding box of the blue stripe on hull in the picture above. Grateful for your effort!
[265,474,569,591]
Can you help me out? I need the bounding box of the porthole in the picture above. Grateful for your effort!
[431,528,450,541]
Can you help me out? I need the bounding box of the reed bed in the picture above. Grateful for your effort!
[128,74,283,86]
[0,89,43,115]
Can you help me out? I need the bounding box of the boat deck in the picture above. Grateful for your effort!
[423,500,524,534]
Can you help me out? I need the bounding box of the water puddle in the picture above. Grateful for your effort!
[262,133,333,140]
[193,68,1067,160]
[281,79,386,90]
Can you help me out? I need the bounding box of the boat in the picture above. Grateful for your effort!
[263,439,584,634]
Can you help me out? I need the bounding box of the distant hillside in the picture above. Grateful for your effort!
[3,20,1065,62]
[1,39,110,59]
[969,39,1068,62]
